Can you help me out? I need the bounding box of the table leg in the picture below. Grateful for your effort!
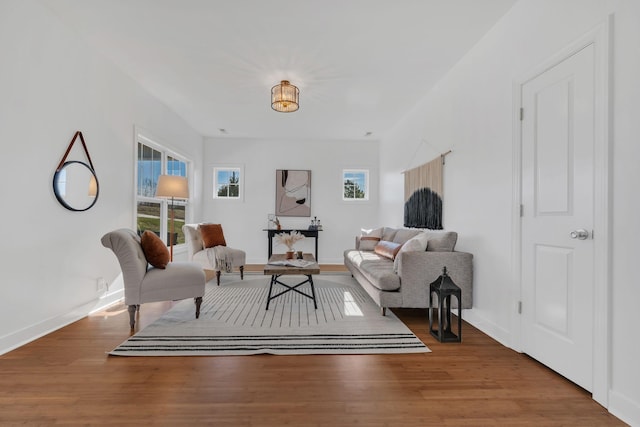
[265,274,317,310]
[308,275,317,309]
[266,274,276,310]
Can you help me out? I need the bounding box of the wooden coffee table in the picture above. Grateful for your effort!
[263,253,320,310]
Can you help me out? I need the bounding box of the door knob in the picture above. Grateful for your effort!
[570,229,589,240]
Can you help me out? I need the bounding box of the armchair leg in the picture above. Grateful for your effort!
[240,266,244,280]
[128,305,138,329]
[216,271,221,286]
[194,297,203,319]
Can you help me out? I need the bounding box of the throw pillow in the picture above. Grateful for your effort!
[359,227,383,251]
[392,228,423,244]
[424,231,458,252]
[140,230,170,269]
[394,232,429,272]
[374,240,403,260]
[200,223,227,248]
[381,227,398,242]
[402,232,429,252]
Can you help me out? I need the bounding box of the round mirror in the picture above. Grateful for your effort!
[53,161,99,212]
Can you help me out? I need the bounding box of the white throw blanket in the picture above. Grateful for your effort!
[208,246,234,273]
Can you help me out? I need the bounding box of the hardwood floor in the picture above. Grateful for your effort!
[0,273,624,426]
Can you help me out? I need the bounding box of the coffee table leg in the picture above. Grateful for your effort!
[266,275,276,310]
[308,275,318,309]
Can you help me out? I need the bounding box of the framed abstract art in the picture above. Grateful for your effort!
[275,169,311,217]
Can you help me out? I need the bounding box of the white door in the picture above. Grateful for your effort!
[521,44,595,391]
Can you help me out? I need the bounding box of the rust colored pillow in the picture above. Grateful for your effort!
[140,230,170,269]
[200,223,227,248]
[374,240,403,260]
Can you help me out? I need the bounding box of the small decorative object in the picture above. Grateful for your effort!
[308,216,318,230]
[296,250,303,259]
[429,266,462,343]
[274,216,281,230]
[308,216,323,231]
[274,231,305,256]
[268,214,277,229]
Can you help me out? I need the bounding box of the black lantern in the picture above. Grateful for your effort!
[429,266,462,343]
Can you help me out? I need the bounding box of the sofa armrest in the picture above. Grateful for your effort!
[396,251,473,309]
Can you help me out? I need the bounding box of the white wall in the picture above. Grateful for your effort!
[201,138,379,264]
[0,0,204,353]
[380,0,640,424]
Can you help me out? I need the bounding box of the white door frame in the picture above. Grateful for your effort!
[511,17,612,407]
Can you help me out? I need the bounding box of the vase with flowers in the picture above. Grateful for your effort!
[275,230,305,259]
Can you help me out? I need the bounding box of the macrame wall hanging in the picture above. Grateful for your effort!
[403,151,450,229]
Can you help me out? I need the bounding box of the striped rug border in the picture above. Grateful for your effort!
[110,275,430,356]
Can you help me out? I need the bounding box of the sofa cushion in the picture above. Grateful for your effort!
[140,230,170,269]
[200,224,227,248]
[394,232,429,272]
[424,230,458,252]
[392,228,423,244]
[374,240,402,260]
[359,227,382,251]
[345,250,401,291]
[381,227,398,242]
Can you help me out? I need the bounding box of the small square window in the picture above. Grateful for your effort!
[343,169,369,201]
[213,167,243,199]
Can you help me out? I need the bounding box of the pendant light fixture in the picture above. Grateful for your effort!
[271,80,299,112]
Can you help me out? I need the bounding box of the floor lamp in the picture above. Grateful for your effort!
[155,175,189,261]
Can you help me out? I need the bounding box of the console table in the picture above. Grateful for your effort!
[264,228,321,260]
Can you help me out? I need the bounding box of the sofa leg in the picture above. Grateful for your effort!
[240,266,244,280]
[194,297,203,319]
[128,305,138,329]
[381,307,387,316]
[216,270,221,286]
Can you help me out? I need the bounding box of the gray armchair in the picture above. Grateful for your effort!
[101,229,206,329]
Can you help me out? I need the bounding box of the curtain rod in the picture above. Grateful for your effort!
[441,150,452,165]
[401,149,452,173]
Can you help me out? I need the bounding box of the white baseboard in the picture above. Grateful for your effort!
[609,390,640,427]
[0,289,124,356]
[462,308,513,348]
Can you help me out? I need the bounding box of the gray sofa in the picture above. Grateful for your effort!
[344,227,473,315]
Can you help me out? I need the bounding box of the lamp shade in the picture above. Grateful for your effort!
[155,175,189,199]
[271,80,299,112]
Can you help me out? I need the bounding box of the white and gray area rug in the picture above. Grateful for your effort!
[110,274,430,356]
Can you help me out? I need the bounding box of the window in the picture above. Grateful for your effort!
[213,166,243,199]
[343,169,369,201]
[135,137,190,247]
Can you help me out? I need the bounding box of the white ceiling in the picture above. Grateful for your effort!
[39,0,516,140]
